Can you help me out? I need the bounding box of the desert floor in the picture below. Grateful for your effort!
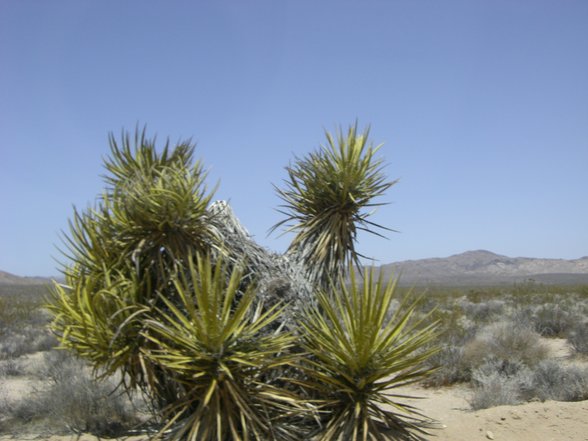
[1,380,587,441]
[391,384,588,441]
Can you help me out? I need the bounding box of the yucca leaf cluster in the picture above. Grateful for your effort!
[51,129,222,407]
[141,256,302,441]
[298,270,439,440]
[273,123,397,287]
[48,125,439,440]
[62,129,218,283]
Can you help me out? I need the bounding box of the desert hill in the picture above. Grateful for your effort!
[368,250,588,286]
[0,270,53,286]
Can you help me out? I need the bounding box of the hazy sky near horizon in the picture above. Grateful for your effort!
[1,1,587,277]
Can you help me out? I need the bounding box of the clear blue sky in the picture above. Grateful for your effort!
[1,1,587,277]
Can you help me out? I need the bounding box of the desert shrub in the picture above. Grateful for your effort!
[0,356,23,377]
[462,320,549,370]
[424,318,477,386]
[7,350,141,436]
[0,333,28,359]
[470,377,520,410]
[0,326,57,359]
[0,289,57,360]
[30,332,58,353]
[469,359,532,410]
[512,280,549,297]
[461,299,506,323]
[509,305,537,330]
[0,284,49,298]
[567,320,588,355]
[425,341,466,387]
[0,286,49,328]
[532,303,575,337]
[529,360,588,402]
[383,297,401,322]
[419,286,588,409]
[0,384,12,433]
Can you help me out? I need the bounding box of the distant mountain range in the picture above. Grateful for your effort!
[0,270,54,285]
[2,250,588,287]
[369,250,588,286]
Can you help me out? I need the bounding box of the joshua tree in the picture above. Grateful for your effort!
[49,123,439,441]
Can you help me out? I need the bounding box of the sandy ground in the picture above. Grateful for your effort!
[392,385,588,441]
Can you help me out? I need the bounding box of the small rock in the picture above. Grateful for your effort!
[510,411,521,420]
[486,430,495,440]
